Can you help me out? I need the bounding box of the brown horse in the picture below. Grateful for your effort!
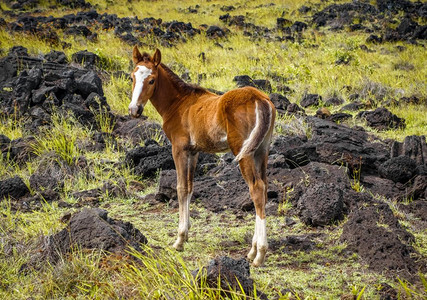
[129,47,276,266]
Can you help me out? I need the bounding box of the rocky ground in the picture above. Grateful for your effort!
[1,0,426,299]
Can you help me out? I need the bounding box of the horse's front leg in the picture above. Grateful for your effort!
[172,146,198,251]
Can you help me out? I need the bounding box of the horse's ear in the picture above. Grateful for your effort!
[132,46,143,64]
[153,48,161,67]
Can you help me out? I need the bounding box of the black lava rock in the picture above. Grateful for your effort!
[379,155,417,183]
[300,94,321,108]
[0,176,30,200]
[297,183,345,226]
[358,107,405,130]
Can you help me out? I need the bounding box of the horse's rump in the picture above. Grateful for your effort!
[220,87,275,161]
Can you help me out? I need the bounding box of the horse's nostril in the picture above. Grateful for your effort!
[137,105,143,116]
[129,105,144,118]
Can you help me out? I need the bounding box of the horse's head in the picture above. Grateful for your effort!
[129,46,161,118]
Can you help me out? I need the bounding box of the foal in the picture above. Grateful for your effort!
[129,47,276,266]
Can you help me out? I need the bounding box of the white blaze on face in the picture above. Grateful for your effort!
[129,65,152,114]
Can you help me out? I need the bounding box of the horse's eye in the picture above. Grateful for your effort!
[149,79,155,85]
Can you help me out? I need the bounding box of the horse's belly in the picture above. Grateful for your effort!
[188,102,228,152]
[191,128,229,153]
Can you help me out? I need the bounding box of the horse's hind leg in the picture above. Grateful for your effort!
[238,155,268,266]
[172,147,198,251]
[246,145,270,261]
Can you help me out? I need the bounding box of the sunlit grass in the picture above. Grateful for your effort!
[0,112,22,140]
[376,104,427,141]
[32,113,88,165]
[0,0,426,298]
[104,74,132,115]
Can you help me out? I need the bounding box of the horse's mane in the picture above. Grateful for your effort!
[160,63,208,95]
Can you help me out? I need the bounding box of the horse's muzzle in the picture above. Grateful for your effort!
[129,105,143,118]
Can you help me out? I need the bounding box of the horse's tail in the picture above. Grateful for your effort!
[234,98,274,162]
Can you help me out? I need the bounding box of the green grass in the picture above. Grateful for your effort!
[378,104,427,141]
[0,198,406,299]
[104,73,132,116]
[0,112,22,140]
[0,0,426,298]
[32,113,86,165]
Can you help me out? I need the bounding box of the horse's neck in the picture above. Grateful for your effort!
[150,66,180,118]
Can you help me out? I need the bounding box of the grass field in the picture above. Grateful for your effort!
[1,0,426,299]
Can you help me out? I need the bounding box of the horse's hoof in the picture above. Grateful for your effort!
[252,252,266,267]
[247,248,257,260]
[252,258,264,267]
[173,242,184,252]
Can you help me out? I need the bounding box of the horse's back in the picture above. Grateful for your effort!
[220,86,269,107]
[219,86,273,125]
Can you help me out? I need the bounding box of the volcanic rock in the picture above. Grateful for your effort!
[377,0,416,13]
[31,85,58,105]
[10,67,43,114]
[269,234,319,253]
[328,112,352,123]
[269,161,355,207]
[272,117,389,175]
[312,2,378,29]
[315,107,331,119]
[64,25,92,38]
[44,50,68,64]
[75,70,104,97]
[154,169,177,202]
[341,102,365,111]
[391,135,427,165]
[0,134,11,154]
[324,96,344,106]
[125,140,174,178]
[286,103,305,115]
[71,180,127,207]
[71,50,100,68]
[193,163,252,212]
[233,75,271,93]
[35,208,147,266]
[4,136,36,163]
[408,174,427,200]
[397,17,419,38]
[29,156,68,192]
[0,176,30,200]
[360,175,405,200]
[269,93,291,115]
[379,155,417,183]
[341,203,422,281]
[358,107,405,130]
[57,0,92,9]
[192,256,256,297]
[0,47,109,129]
[228,15,246,27]
[299,5,311,14]
[253,79,272,93]
[300,94,321,108]
[233,75,255,88]
[150,155,247,211]
[297,183,345,226]
[113,119,167,145]
[206,26,228,38]
[276,18,292,30]
[377,283,398,300]
[291,21,308,32]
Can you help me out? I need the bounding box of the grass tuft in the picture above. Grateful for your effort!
[32,113,86,165]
